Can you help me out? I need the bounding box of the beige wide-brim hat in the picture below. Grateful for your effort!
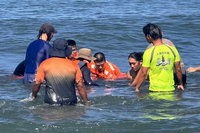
[75,48,96,61]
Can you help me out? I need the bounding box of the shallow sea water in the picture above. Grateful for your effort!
[0,0,200,132]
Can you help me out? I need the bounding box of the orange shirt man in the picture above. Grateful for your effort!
[32,38,88,105]
[88,52,126,80]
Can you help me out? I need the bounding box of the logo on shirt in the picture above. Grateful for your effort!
[156,56,171,66]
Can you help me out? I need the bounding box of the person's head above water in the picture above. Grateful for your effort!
[128,52,143,61]
[67,39,77,59]
[67,39,76,47]
[50,38,72,58]
[94,52,106,63]
[75,48,96,62]
[143,23,162,43]
[94,52,106,72]
[128,52,143,72]
[37,23,57,42]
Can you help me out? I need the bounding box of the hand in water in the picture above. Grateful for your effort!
[129,82,136,87]
[85,101,91,106]
[135,88,139,92]
[187,67,196,73]
[177,85,184,91]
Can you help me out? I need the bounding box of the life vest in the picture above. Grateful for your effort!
[73,52,79,58]
[73,59,80,65]
[67,52,79,64]
[88,61,126,80]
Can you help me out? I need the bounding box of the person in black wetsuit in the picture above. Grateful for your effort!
[75,48,98,86]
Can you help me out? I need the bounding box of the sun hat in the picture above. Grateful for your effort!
[75,48,96,61]
[50,38,72,58]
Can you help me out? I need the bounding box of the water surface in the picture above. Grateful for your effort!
[0,0,200,132]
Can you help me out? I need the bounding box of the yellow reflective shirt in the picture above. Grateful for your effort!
[143,44,180,91]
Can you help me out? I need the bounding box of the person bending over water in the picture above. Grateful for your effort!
[147,38,187,85]
[127,52,143,80]
[75,48,98,86]
[88,52,126,80]
[135,23,184,92]
[128,41,186,87]
[127,52,145,86]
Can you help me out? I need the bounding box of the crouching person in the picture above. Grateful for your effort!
[89,52,127,80]
[75,48,98,86]
[31,38,88,105]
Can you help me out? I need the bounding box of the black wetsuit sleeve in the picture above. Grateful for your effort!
[13,60,25,76]
[81,65,98,86]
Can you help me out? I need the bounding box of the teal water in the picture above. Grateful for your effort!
[0,0,200,132]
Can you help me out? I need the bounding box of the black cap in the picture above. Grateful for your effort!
[50,38,72,58]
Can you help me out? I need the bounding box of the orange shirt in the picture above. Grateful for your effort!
[88,61,126,80]
[36,57,82,84]
[35,57,83,104]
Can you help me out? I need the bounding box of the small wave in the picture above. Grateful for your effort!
[20,93,34,103]
[20,97,34,103]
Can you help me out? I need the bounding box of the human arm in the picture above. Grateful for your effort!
[129,69,141,86]
[174,61,184,90]
[32,62,45,99]
[75,65,88,104]
[135,67,149,92]
[81,65,96,85]
[187,66,200,73]
[173,47,184,90]
[76,80,88,104]
[126,71,132,80]
[32,81,41,99]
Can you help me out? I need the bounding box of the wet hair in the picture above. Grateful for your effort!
[37,23,57,41]
[94,52,106,63]
[143,23,162,40]
[67,39,76,47]
[128,52,143,61]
